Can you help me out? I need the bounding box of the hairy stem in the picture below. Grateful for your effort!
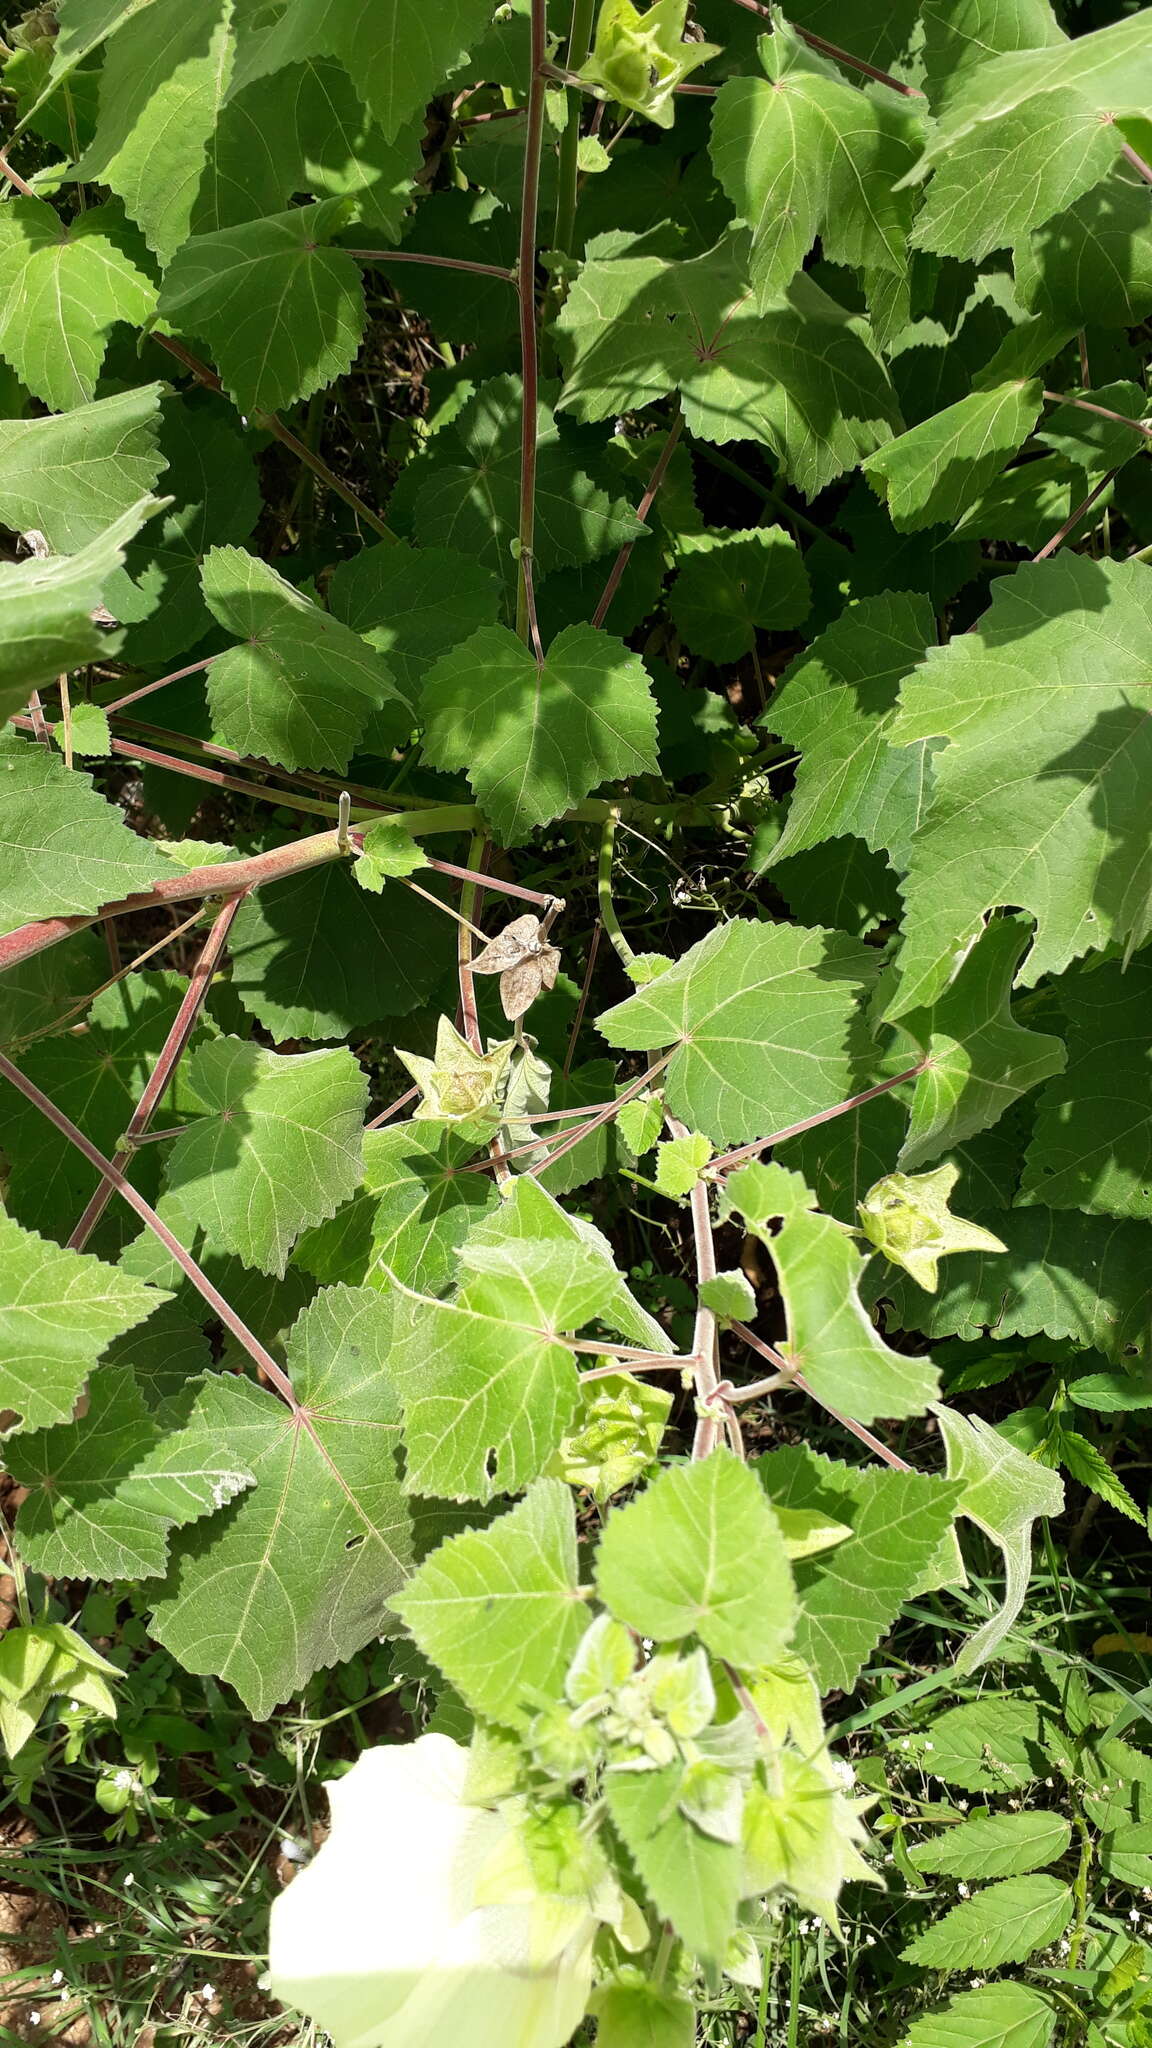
[592,409,683,629]
[67,892,247,1252]
[597,808,636,966]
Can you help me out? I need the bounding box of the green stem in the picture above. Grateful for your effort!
[689,438,831,547]
[597,807,636,966]
[553,0,597,256]
[516,0,549,648]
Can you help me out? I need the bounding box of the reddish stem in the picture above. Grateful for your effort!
[423,858,554,906]
[708,1061,930,1177]
[67,892,247,1251]
[366,1084,421,1131]
[1033,464,1122,560]
[0,146,38,197]
[592,411,683,630]
[729,1323,913,1470]
[723,0,925,97]
[102,658,219,717]
[1042,390,1152,439]
[0,1051,298,1407]
[345,247,517,282]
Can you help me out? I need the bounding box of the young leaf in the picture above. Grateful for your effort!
[595,1450,797,1666]
[592,1983,695,2048]
[886,555,1152,1016]
[0,382,166,552]
[919,1697,1052,1793]
[388,1479,586,1724]
[421,623,659,845]
[1020,956,1152,1220]
[0,497,163,721]
[157,199,366,414]
[388,1238,624,1502]
[201,546,403,771]
[728,1163,941,1423]
[900,1874,1072,1969]
[669,527,810,662]
[864,381,1044,532]
[897,918,1067,1171]
[910,1810,1072,1881]
[898,1983,1056,2048]
[0,197,156,411]
[466,1173,669,1353]
[0,1213,168,1432]
[913,13,1152,169]
[598,920,876,1148]
[1013,173,1152,327]
[149,1286,414,1716]
[932,1404,1064,1669]
[761,592,937,871]
[162,1037,369,1276]
[72,0,236,264]
[8,1365,253,1578]
[913,90,1122,263]
[606,1765,742,1965]
[0,731,158,939]
[1048,1421,1143,1526]
[556,240,900,499]
[756,1445,963,1692]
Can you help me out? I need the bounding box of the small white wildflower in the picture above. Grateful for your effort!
[957,1883,970,1897]
[113,1769,133,1790]
[29,2014,41,2028]
[923,1742,934,1752]
[899,1739,911,1751]
[1008,1798,1021,1810]
[50,1971,63,1987]
[1059,1940,1070,1956]
[865,1935,876,1947]
[200,1983,216,2003]
[1129,1906,1141,1923]
[123,1871,135,1888]
[1044,1777,1053,1788]
[957,1799,969,1811]
[279,1837,308,1864]
[1143,1886,1152,1900]
[970,1978,984,1991]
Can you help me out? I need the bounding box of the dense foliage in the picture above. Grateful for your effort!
[0,0,1150,2040]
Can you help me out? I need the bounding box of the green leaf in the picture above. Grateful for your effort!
[669,527,810,661]
[913,90,1122,263]
[389,1238,624,1502]
[901,1875,1072,1969]
[294,1120,499,1300]
[914,13,1152,170]
[556,240,900,499]
[756,1445,962,1692]
[761,591,937,870]
[388,1479,586,1723]
[149,1286,414,1716]
[201,546,402,771]
[918,1697,1052,1792]
[0,927,106,1054]
[910,1810,1072,1880]
[73,0,235,264]
[0,1213,168,1431]
[0,971,211,1251]
[1051,1422,1143,1525]
[327,543,500,708]
[654,1131,712,1199]
[545,1373,672,1504]
[898,1982,1056,2048]
[606,1764,742,1964]
[229,0,495,141]
[897,919,1067,1171]
[0,731,158,940]
[699,1271,757,1320]
[886,556,1152,1017]
[933,1404,1064,1669]
[8,1365,253,1578]
[157,199,366,414]
[409,376,646,612]
[1013,173,1152,327]
[228,863,452,1041]
[1037,381,1151,475]
[421,623,659,845]
[118,394,261,667]
[710,26,919,304]
[0,497,163,723]
[0,382,166,552]
[466,1174,669,1352]
[596,1450,796,1665]
[873,1204,1152,1366]
[598,920,876,1148]
[1020,956,1152,1221]
[592,1983,695,2048]
[727,1162,940,1423]
[864,381,1044,532]
[0,197,156,411]
[353,821,427,886]
[162,1037,368,1276]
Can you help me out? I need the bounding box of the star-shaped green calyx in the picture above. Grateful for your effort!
[857,1163,1006,1293]
[578,0,721,129]
[396,1016,516,1126]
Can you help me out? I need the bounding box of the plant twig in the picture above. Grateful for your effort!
[666,1114,727,1459]
[101,656,219,717]
[563,917,602,1078]
[597,809,636,967]
[707,1062,930,1176]
[1033,464,1122,560]
[0,145,39,196]
[344,248,517,281]
[149,333,399,544]
[515,0,549,646]
[731,1322,915,1471]
[1042,390,1152,438]
[0,1050,298,1408]
[723,0,925,98]
[592,409,683,629]
[67,892,248,1251]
